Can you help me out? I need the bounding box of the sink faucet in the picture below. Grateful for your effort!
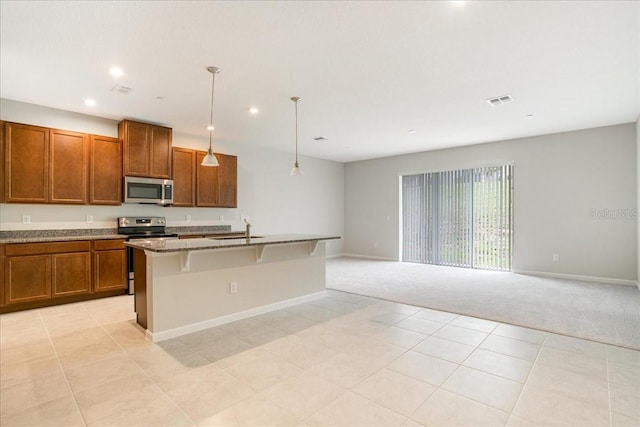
[244,218,251,241]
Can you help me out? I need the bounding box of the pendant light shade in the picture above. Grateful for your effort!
[201,66,220,167]
[290,96,302,176]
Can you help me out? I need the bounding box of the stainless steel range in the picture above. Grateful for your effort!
[118,216,178,294]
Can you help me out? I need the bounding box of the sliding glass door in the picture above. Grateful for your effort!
[402,165,513,271]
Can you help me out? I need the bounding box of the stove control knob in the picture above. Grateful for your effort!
[158,219,165,225]
[122,218,129,225]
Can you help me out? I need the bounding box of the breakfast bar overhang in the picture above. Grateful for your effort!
[126,234,340,342]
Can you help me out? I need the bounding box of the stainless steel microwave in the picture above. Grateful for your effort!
[124,177,174,205]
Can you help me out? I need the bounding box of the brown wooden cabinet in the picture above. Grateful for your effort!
[52,252,91,297]
[90,135,122,205]
[3,241,91,306]
[216,153,237,208]
[93,240,127,292]
[49,129,88,204]
[172,147,196,207]
[173,147,237,208]
[0,122,5,203]
[2,239,127,311]
[119,120,172,179]
[5,255,51,305]
[4,123,89,204]
[4,122,49,203]
[196,150,220,207]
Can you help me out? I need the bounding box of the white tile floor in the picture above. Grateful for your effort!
[0,290,638,427]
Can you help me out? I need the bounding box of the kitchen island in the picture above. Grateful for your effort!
[126,234,340,342]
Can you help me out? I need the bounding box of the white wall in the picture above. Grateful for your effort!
[345,124,638,283]
[0,99,345,256]
[637,115,640,288]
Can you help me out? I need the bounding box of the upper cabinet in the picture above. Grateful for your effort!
[172,147,196,207]
[4,122,88,204]
[119,120,172,179]
[89,135,122,205]
[49,129,88,204]
[216,153,237,208]
[173,147,237,208]
[3,122,49,203]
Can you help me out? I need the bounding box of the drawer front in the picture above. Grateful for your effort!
[5,241,91,256]
[93,239,126,251]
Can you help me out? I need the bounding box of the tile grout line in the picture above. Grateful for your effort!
[605,347,613,427]
[39,306,89,427]
[81,299,199,427]
[504,329,547,426]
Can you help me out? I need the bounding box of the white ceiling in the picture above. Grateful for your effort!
[1,1,638,163]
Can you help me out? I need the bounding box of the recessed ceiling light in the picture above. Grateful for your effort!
[526,114,534,118]
[408,129,417,134]
[207,125,215,131]
[313,136,328,141]
[84,98,96,107]
[109,66,124,78]
[248,107,259,115]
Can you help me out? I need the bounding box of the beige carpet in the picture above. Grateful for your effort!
[326,257,640,350]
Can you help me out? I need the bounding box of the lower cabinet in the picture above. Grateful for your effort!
[5,255,52,305]
[52,252,91,297]
[93,240,127,292]
[2,239,126,311]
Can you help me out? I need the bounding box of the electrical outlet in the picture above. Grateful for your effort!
[185,215,191,222]
[219,215,224,222]
[86,215,93,223]
[553,253,559,262]
[229,281,238,294]
[22,215,31,224]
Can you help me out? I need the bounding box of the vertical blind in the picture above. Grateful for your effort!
[402,165,513,271]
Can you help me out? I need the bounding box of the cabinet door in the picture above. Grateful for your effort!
[52,252,91,297]
[150,126,172,178]
[5,255,51,304]
[120,120,150,177]
[4,122,49,203]
[172,147,196,207]
[93,249,126,292]
[0,122,5,203]
[196,150,219,206]
[90,135,122,205]
[217,154,237,208]
[49,129,88,204]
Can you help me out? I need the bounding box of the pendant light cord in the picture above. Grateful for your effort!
[209,70,216,152]
[294,99,298,165]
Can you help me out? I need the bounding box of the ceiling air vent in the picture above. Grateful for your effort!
[111,85,132,95]
[486,94,513,106]
[313,136,328,141]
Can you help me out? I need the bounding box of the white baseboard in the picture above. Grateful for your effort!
[514,270,638,287]
[340,253,397,261]
[326,253,345,259]
[146,290,327,342]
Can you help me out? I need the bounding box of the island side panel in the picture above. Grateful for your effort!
[147,242,326,337]
[132,248,147,329]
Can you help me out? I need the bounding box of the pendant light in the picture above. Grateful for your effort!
[201,66,220,167]
[290,96,302,176]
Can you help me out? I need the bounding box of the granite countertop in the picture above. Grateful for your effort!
[0,229,126,244]
[125,234,341,253]
[0,225,240,244]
